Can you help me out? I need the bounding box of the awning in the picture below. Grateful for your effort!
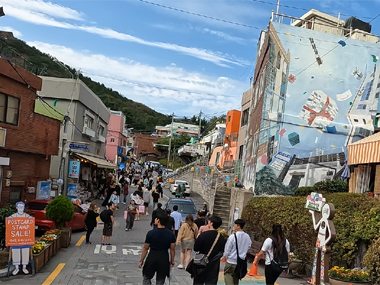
[347,132,380,165]
[74,153,117,169]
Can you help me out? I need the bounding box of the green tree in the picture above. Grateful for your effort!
[154,135,191,153]
[45,196,75,229]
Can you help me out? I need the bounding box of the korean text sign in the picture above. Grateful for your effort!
[69,160,80,178]
[5,217,35,246]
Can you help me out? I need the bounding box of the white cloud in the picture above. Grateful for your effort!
[3,0,249,67]
[202,28,247,44]
[0,26,22,38]
[29,41,247,115]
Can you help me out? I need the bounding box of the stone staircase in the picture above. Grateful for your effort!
[212,185,231,228]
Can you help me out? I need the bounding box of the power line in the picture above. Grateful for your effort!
[138,0,261,29]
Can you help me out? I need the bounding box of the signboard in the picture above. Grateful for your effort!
[67,183,78,197]
[273,151,292,163]
[117,146,126,155]
[36,181,51,199]
[6,217,35,246]
[69,143,89,151]
[305,192,326,212]
[69,160,80,178]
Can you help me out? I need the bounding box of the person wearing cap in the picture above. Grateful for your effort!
[201,202,208,215]
[222,219,252,285]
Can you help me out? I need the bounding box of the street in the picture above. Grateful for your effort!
[2,186,306,285]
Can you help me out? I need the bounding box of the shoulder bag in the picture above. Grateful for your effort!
[193,233,220,268]
[234,233,248,279]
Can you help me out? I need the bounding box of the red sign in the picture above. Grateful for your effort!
[5,217,35,246]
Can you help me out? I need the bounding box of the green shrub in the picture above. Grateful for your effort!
[242,193,380,271]
[363,237,380,284]
[0,205,16,248]
[45,196,74,229]
[314,180,348,193]
[294,186,315,197]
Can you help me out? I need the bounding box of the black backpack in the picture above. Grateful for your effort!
[100,210,109,223]
[270,238,289,273]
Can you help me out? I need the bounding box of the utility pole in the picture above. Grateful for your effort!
[198,110,202,138]
[276,0,280,21]
[167,113,174,169]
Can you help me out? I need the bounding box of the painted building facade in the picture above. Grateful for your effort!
[242,10,380,194]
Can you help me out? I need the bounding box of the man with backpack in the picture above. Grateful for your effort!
[100,202,116,245]
[222,219,252,285]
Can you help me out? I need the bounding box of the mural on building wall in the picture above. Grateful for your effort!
[243,21,380,194]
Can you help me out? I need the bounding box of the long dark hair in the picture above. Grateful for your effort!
[271,224,285,254]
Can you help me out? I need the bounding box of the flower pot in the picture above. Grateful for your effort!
[48,243,53,259]
[57,235,61,251]
[329,278,370,285]
[60,228,72,248]
[43,245,50,262]
[33,249,46,273]
[52,239,57,255]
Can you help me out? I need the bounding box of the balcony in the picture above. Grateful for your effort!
[97,134,106,143]
[82,126,95,138]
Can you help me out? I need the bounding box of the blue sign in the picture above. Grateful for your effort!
[36,181,51,199]
[69,161,80,179]
[117,146,125,155]
[274,152,293,163]
[69,143,89,151]
[67,183,78,197]
[226,176,230,182]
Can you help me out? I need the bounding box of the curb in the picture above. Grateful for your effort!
[0,267,9,277]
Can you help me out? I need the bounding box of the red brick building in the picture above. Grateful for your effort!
[0,58,60,206]
[132,133,161,162]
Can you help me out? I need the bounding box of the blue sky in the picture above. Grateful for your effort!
[1,0,380,117]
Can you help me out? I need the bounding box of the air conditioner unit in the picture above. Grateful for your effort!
[0,128,6,147]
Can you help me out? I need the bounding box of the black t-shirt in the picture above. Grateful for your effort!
[194,230,226,259]
[102,209,114,224]
[145,227,176,251]
[166,216,175,231]
[152,192,160,203]
[194,218,207,229]
[115,185,121,196]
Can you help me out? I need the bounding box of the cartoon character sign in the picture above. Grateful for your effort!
[307,194,336,285]
[6,201,35,275]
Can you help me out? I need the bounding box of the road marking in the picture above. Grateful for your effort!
[41,263,65,285]
[75,235,86,246]
[94,244,101,254]
[94,244,117,254]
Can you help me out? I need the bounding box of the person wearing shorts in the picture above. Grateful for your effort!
[143,188,151,215]
[176,214,198,269]
[101,202,115,245]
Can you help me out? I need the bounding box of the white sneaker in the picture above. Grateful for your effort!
[146,212,149,215]
[122,202,126,204]
[12,268,19,275]
[22,268,29,274]
[177,264,184,269]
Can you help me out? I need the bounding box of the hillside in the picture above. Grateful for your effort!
[0,34,171,131]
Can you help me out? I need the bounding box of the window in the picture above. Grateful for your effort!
[376,92,379,99]
[110,138,115,143]
[238,145,244,160]
[97,125,105,136]
[357,104,367,110]
[276,51,281,69]
[241,109,249,127]
[0,93,20,125]
[228,116,231,122]
[84,115,94,129]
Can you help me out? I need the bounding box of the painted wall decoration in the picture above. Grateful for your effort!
[243,20,380,193]
[6,201,35,275]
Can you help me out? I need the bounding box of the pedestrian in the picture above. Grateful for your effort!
[156,183,163,198]
[122,182,129,205]
[253,224,290,285]
[124,200,138,231]
[194,211,207,229]
[165,209,175,234]
[197,214,212,238]
[102,179,115,207]
[201,202,208,215]
[143,187,151,215]
[222,219,252,285]
[138,215,176,285]
[190,216,226,285]
[170,205,182,238]
[152,189,160,210]
[150,203,165,227]
[81,200,90,212]
[109,190,120,209]
[176,214,198,269]
[101,202,115,245]
[85,202,99,244]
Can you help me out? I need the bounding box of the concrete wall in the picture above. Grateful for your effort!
[227,188,253,233]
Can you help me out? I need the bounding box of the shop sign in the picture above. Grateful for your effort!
[6,202,35,247]
[67,183,78,198]
[117,146,126,155]
[69,160,80,178]
[36,181,51,199]
[305,192,326,212]
[69,143,89,151]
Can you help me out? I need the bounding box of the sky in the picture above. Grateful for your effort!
[1,0,380,118]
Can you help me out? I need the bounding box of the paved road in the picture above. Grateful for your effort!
[2,185,306,285]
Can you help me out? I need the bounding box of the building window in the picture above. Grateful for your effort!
[238,145,244,160]
[228,116,231,122]
[241,109,249,127]
[110,138,115,143]
[84,115,94,129]
[97,125,105,136]
[357,104,367,110]
[0,93,20,125]
[276,52,281,69]
[376,92,379,98]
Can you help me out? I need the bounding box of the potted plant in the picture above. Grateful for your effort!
[328,266,370,285]
[45,196,74,248]
[32,242,47,273]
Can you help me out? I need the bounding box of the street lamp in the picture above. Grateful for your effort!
[0,7,5,17]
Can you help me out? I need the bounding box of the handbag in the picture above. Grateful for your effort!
[193,233,220,268]
[234,233,248,280]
